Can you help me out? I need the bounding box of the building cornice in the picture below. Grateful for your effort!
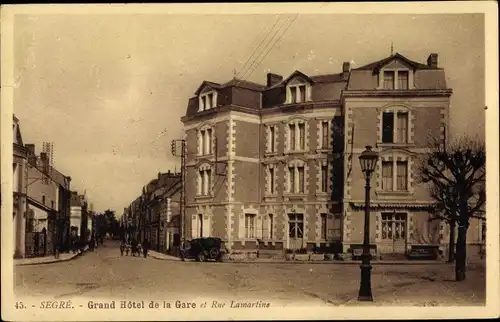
[341,89,453,101]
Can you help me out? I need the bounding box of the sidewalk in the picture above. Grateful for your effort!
[15,251,82,266]
[146,251,450,265]
[148,250,182,261]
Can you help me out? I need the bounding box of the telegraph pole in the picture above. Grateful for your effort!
[171,139,186,248]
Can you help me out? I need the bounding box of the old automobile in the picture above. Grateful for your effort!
[180,237,226,262]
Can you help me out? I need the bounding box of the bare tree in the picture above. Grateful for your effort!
[417,134,485,281]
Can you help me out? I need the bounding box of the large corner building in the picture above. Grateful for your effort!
[180,52,485,256]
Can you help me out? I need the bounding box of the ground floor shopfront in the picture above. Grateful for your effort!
[186,201,486,258]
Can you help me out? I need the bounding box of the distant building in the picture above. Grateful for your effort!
[180,52,484,258]
[13,116,28,258]
[127,171,181,253]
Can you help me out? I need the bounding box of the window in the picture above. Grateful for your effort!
[396,161,408,191]
[298,123,305,150]
[198,214,203,237]
[51,201,55,209]
[290,87,297,104]
[198,168,212,196]
[381,213,406,240]
[321,165,328,193]
[321,213,327,240]
[199,128,213,155]
[267,125,276,153]
[383,71,395,90]
[321,121,329,149]
[288,121,307,152]
[382,112,394,143]
[382,111,409,144]
[299,85,306,102]
[288,84,309,104]
[245,214,256,238]
[333,214,342,238]
[398,71,409,90]
[288,213,304,239]
[297,166,305,193]
[289,124,296,150]
[207,93,213,109]
[396,113,408,143]
[42,195,46,205]
[288,164,306,194]
[267,167,275,194]
[199,91,217,112]
[288,166,295,193]
[382,161,393,191]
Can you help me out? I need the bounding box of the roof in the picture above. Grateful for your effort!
[194,81,222,95]
[221,78,266,91]
[194,78,266,96]
[282,70,314,85]
[310,73,344,83]
[354,52,432,71]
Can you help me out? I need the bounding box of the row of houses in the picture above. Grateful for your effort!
[13,115,96,258]
[177,51,486,258]
[121,170,182,254]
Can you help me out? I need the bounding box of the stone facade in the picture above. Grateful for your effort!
[180,52,484,257]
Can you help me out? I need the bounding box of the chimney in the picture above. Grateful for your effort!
[427,53,438,68]
[25,144,35,156]
[266,73,283,87]
[342,62,350,80]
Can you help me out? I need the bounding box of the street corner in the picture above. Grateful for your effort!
[15,252,82,266]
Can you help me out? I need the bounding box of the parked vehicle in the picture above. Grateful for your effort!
[180,237,226,262]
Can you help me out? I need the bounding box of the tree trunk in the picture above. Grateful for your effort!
[448,219,456,263]
[455,224,468,281]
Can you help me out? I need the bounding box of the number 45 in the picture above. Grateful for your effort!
[15,302,25,309]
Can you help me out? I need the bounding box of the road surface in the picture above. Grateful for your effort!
[15,241,485,307]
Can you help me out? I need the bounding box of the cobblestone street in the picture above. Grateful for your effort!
[14,241,485,307]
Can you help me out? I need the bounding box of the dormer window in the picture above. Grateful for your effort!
[380,69,411,90]
[287,84,310,104]
[198,91,217,112]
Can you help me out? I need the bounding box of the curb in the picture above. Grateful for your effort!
[221,260,449,265]
[147,254,449,265]
[15,252,83,266]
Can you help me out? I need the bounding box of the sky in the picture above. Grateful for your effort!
[12,12,485,214]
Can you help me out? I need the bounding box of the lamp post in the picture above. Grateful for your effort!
[358,145,379,302]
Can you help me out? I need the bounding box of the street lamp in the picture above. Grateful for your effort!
[358,145,379,301]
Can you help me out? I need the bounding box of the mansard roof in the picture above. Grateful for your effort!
[355,52,432,72]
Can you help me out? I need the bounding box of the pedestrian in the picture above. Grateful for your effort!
[120,240,126,256]
[131,238,138,257]
[142,238,150,258]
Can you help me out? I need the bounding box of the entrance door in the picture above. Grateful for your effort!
[380,213,407,253]
[288,213,304,250]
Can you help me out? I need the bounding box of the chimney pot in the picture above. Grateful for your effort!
[266,73,283,87]
[342,62,351,80]
[427,53,438,68]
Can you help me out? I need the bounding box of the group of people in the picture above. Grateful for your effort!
[120,237,151,258]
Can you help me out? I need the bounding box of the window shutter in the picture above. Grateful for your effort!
[262,215,269,239]
[327,214,334,239]
[256,215,263,239]
[202,215,211,237]
[191,215,198,239]
[239,214,245,239]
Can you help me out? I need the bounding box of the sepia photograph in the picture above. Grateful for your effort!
[1,2,498,321]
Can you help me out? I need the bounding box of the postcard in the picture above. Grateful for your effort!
[1,2,499,321]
